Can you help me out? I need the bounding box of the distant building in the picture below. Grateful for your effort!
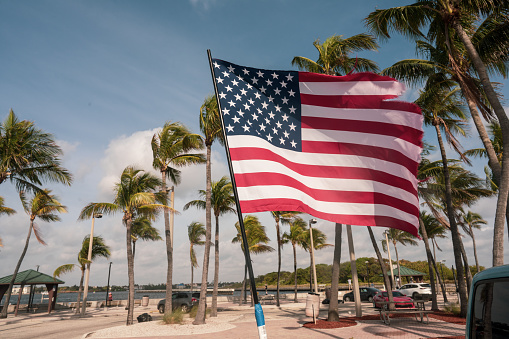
[12,286,31,294]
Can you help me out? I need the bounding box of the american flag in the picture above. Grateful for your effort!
[212,59,423,236]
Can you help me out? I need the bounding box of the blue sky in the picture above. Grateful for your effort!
[1,0,508,288]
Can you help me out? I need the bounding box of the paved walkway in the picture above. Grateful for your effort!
[0,299,466,338]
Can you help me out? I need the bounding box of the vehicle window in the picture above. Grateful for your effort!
[401,285,407,289]
[392,291,404,297]
[177,293,188,299]
[361,289,367,293]
[471,279,509,339]
[192,293,200,299]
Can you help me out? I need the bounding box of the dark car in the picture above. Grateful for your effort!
[157,292,200,313]
[343,287,380,303]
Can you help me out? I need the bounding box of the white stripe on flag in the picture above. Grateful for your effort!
[299,80,406,96]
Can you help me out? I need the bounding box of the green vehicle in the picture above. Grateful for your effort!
[466,265,509,338]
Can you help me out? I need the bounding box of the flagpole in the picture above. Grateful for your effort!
[207,50,267,339]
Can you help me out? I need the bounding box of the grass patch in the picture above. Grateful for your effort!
[444,303,461,316]
[161,309,184,324]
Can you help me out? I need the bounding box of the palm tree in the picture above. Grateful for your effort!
[415,81,471,312]
[131,216,162,259]
[367,226,395,310]
[0,109,72,193]
[419,210,449,303]
[0,190,66,318]
[301,225,332,292]
[292,33,377,314]
[328,223,342,322]
[0,196,16,247]
[188,222,206,292]
[53,235,110,313]
[381,229,418,288]
[184,176,235,317]
[270,211,299,307]
[365,0,509,273]
[194,95,223,325]
[151,121,204,316]
[292,34,379,75]
[232,215,274,306]
[78,166,169,325]
[282,217,307,303]
[460,211,487,273]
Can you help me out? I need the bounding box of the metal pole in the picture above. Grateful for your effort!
[309,219,319,294]
[346,225,362,317]
[105,262,112,308]
[385,231,396,289]
[207,50,266,339]
[82,213,102,316]
[365,261,370,286]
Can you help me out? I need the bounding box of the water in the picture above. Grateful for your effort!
[1,289,304,306]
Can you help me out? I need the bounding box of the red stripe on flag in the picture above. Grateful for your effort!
[301,140,419,174]
[234,172,419,216]
[301,94,421,113]
[229,147,417,196]
[301,116,422,147]
[240,198,418,234]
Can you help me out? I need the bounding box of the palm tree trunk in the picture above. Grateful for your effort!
[367,227,394,310]
[293,243,298,303]
[162,171,173,316]
[211,214,220,317]
[470,226,480,273]
[126,218,135,325]
[276,220,281,307]
[432,240,448,303]
[194,144,212,325]
[240,265,247,306]
[458,239,472,293]
[452,21,509,267]
[328,223,342,322]
[434,124,468,316]
[132,240,136,259]
[190,264,194,293]
[76,268,85,314]
[393,242,402,288]
[0,222,33,318]
[419,218,438,311]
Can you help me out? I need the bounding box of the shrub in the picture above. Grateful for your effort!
[162,309,184,324]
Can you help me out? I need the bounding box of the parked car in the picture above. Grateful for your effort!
[157,292,200,313]
[372,291,414,309]
[398,283,432,299]
[343,287,380,303]
[466,265,509,339]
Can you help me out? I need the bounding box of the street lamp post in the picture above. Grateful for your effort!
[105,262,112,307]
[365,261,370,286]
[81,213,102,316]
[308,218,318,294]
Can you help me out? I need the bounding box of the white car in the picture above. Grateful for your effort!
[398,283,432,299]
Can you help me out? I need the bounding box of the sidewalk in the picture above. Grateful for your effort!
[0,299,466,338]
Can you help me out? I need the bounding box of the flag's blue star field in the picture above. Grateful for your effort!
[212,59,302,151]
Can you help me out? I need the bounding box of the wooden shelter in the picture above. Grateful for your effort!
[0,269,64,315]
[390,266,426,283]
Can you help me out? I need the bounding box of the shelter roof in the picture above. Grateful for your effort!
[390,266,426,276]
[0,269,64,285]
